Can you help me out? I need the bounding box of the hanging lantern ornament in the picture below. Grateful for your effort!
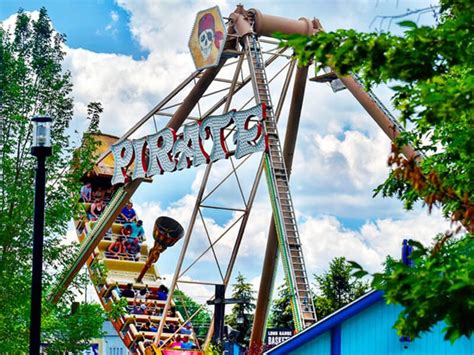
[136,216,185,283]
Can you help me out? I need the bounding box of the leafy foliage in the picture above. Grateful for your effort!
[0,8,104,351]
[42,302,106,353]
[174,289,212,340]
[268,280,294,330]
[313,257,369,319]
[107,297,128,322]
[225,272,256,346]
[279,0,473,341]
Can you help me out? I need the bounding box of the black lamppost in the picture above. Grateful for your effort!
[30,116,52,354]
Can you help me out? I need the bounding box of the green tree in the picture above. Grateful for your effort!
[174,289,212,340]
[0,8,104,352]
[280,0,473,342]
[268,280,294,330]
[225,272,256,345]
[313,257,369,319]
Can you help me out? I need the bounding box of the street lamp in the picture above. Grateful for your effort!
[237,311,245,325]
[30,116,52,354]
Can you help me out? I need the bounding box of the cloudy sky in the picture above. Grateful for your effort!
[1,0,444,303]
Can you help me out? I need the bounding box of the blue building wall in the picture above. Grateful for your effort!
[101,321,129,354]
[293,330,331,354]
[290,300,474,355]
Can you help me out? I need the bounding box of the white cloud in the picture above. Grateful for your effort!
[299,209,450,274]
[116,0,231,53]
[110,10,119,23]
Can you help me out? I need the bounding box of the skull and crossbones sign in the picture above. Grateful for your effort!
[198,13,224,60]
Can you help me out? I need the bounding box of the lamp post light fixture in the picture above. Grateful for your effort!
[30,116,53,354]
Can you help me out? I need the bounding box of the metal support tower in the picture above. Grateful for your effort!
[244,33,316,330]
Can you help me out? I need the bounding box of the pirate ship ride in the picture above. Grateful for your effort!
[46,4,418,354]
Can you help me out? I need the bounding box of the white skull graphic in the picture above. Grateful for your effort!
[199,29,214,59]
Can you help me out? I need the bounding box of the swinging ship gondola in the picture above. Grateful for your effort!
[75,134,203,354]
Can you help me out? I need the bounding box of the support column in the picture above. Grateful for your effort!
[250,65,310,351]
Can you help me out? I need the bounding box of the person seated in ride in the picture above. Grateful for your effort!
[135,287,148,301]
[179,322,193,335]
[149,320,158,332]
[125,238,141,259]
[140,320,157,332]
[169,334,182,349]
[157,284,169,301]
[132,302,147,315]
[180,335,196,350]
[124,219,145,241]
[106,235,124,258]
[140,321,151,332]
[170,306,177,318]
[80,182,92,202]
[93,187,104,200]
[88,199,105,221]
[120,225,134,243]
[143,340,154,354]
[104,186,114,202]
[121,283,135,298]
[164,322,176,334]
[120,201,137,223]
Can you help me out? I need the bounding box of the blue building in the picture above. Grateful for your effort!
[266,290,474,355]
[81,321,128,354]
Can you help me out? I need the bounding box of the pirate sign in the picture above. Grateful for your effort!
[188,6,227,70]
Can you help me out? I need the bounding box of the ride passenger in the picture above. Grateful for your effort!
[135,287,148,301]
[124,220,145,241]
[180,335,196,350]
[140,321,157,332]
[164,322,176,334]
[107,236,125,258]
[88,199,105,221]
[169,335,182,349]
[157,285,169,301]
[80,182,92,202]
[121,283,135,298]
[125,238,141,260]
[179,322,192,335]
[132,302,147,315]
[93,187,104,200]
[170,306,177,317]
[120,202,137,223]
[121,225,133,243]
[140,321,151,332]
[104,186,114,202]
[148,320,158,332]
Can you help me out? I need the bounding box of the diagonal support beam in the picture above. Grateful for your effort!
[337,75,419,161]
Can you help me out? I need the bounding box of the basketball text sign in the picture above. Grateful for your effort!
[111,104,267,185]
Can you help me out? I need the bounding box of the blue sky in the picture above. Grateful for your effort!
[1,0,445,302]
[1,0,148,58]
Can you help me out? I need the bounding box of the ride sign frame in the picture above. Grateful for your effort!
[111,104,268,185]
